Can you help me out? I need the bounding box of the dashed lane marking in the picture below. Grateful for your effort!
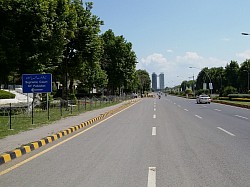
[195,115,202,119]
[235,115,248,120]
[214,109,221,112]
[147,167,156,187]
[152,127,156,136]
[217,127,235,136]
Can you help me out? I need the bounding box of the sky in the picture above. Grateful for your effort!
[91,0,250,88]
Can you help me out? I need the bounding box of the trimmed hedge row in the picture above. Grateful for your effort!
[213,100,250,109]
[0,90,15,99]
[231,98,250,102]
[228,94,250,99]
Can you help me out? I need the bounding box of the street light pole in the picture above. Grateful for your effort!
[241,33,250,92]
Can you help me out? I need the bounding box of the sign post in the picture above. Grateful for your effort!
[22,74,52,124]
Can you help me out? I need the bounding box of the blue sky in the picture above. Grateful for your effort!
[91,0,250,87]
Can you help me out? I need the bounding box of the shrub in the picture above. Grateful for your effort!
[222,86,237,97]
[185,89,192,95]
[0,90,15,99]
[196,89,209,96]
[228,94,250,99]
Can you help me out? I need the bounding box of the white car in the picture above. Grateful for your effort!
[196,95,211,104]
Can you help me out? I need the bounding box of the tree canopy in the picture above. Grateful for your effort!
[0,0,144,97]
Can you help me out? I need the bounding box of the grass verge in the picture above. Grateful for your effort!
[0,101,121,139]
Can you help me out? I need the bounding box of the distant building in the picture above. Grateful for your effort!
[159,73,164,90]
[152,72,157,91]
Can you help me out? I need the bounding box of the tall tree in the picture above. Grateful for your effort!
[101,29,137,95]
[196,67,211,90]
[62,1,105,95]
[239,59,250,93]
[225,61,239,90]
[0,0,77,85]
[136,69,151,94]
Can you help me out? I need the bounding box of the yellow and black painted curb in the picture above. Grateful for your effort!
[0,99,139,165]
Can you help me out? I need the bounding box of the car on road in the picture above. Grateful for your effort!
[196,95,211,104]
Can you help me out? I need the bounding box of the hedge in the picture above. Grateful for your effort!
[0,90,15,99]
[228,94,250,99]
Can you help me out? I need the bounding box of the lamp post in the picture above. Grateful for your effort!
[241,33,250,92]
[189,66,212,95]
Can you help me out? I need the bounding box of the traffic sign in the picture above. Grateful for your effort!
[22,74,52,93]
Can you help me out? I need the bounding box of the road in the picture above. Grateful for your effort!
[0,95,250,186]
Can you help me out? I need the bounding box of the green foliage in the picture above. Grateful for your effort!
[222,86,237,97]
[185,89,192,95]
[0,90,15,99]
[228,94,250,99]
[225,61,239,89]
[136,69,151,92]
[196,89,209,95]
[100,29,137,95]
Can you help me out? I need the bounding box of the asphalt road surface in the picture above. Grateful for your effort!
[0,95,250,187]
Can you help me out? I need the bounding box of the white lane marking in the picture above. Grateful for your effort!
[0,101,139,176]
[154,108,156,111]
[217,127,235,136]
[214,109,221,112]
[195,115,202,119]
[235,115,249,120]
[147,167,156,187]
[177,105,181,108]
[173,103,176,105]
[152,127,156,136]
[153,114,156,119]
[184,109,189,111]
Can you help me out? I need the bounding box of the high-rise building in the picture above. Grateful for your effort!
[152,72,157,91]
[159,73,164,90]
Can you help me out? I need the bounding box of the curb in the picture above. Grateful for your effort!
[212,100,250,109]
[0,99,139,166]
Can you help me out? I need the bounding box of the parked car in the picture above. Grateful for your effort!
[196,95,211,104]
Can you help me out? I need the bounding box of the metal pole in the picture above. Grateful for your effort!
[9,103,12,129]
[32,92,34,124]
[47,93,49,120]
[192,74,195,96]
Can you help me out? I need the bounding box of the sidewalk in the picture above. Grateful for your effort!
[0,100,135,155]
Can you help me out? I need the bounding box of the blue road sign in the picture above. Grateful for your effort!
[22,74,52,93]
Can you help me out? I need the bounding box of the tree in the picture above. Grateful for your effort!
[101,29,137,95]
[239,59,250,93]
[136,69,151,95]
[196,68,211,90]
[224,61,239,90]
[209,67,224,94]
[0,0,77,86]
[58,1,104,96]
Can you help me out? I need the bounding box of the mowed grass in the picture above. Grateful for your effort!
[0,101,121,139]
[213,99,250,107]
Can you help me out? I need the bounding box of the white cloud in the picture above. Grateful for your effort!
[176,52,203,61]
[221,38,230,42]
[167,49,173,53]
[138,53,171,72]
[137,51,228,87]
[236,50,250,59]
